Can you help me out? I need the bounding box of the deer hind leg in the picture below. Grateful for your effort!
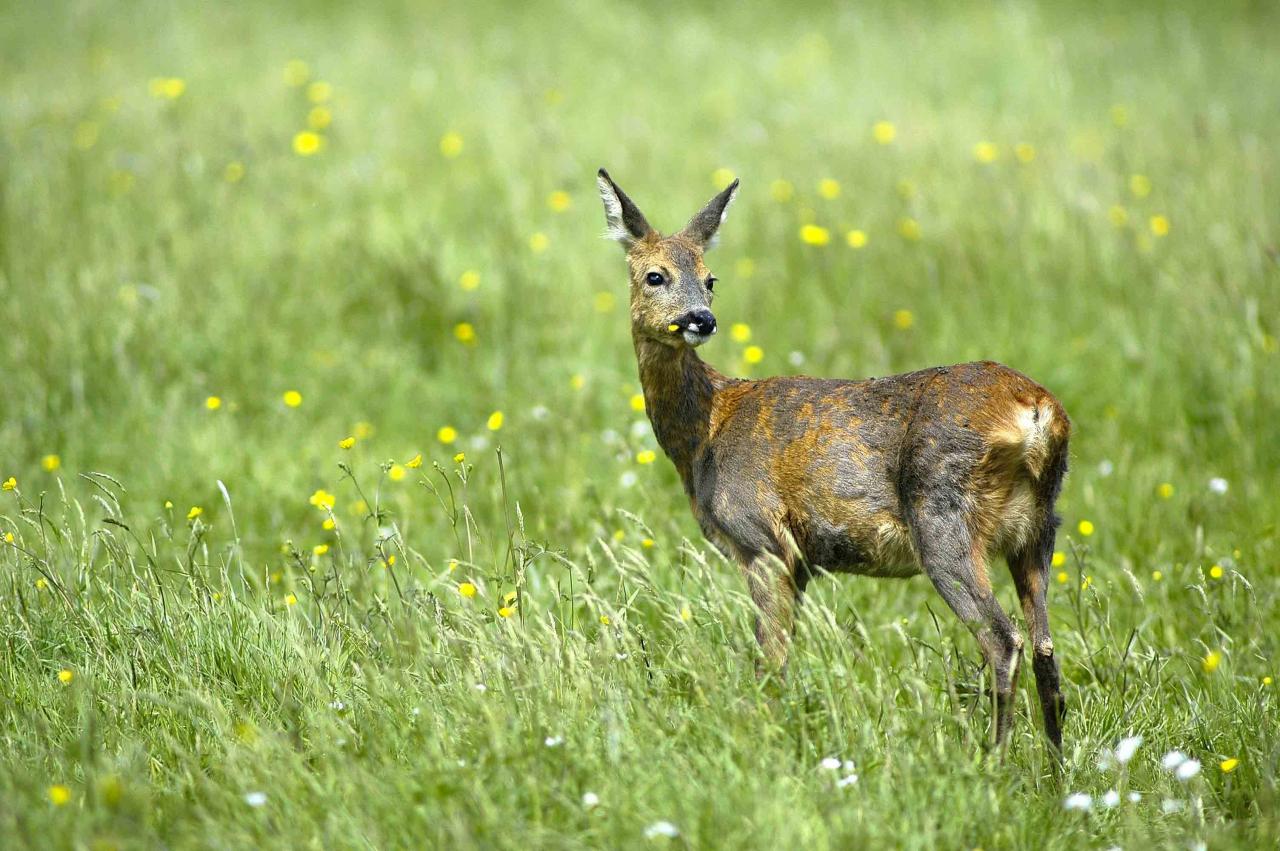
[913,509,1024,747]
[1009,530,1065,751]
[740,549,806,675]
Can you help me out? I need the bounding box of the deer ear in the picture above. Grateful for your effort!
[681,178,739,249]
[597,169,653,247]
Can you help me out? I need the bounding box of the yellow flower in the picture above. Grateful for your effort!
[743,345,764,365]
[1077,519,1094,536]
[458,582,477,598]
[448,559,459,573]
[307,106,332,130]
[147,77,185,99]
[3,532,12,543]
[283,390,303,408]
[164,500,173,509]
[769,179,794,203]
[641,538,654,549]
[1149,215,1169,237]
[292,131,323,156]
[285,593,297,606]
[528,232,549,253]
[1209,564,1224,580]
[438,426,458,444]
[205,396,222,410]
[1157,482,1174,499]
[487,411,504,431]
[388,464,406,481]
[612,529,625,542]
[972,141,999,163]
[407,453,423,468]
[354,421,374,439]
[593,291,616,313]
[1055,571,1068,584]
[547,190,572,212]
[1220,758,1239,773]
[385,554,396,567]
[872,120,896,145]
[2,477,15,491]
[893,309,914,330]
[799,224,830,246]
[711,168,736,189]
[498,606,515,618]
[503,591,518,605]
[1152,570,1164,581]
[453,452,466,463]
[453,322,475,344]
[636,450,657,465]
[313,544,329,556]
[459,270,481,291]
[1051,551,1066,568]
[730,323,752,343]
[1263,676,1273,686]
[1110,104,1129,127]
[322,518,335,531]
[338,436,356,450]
[48,785,71,806]
[36,578,47,590]
[845,229,868,249]
[309,489,335,510]
[307,80,332,103]
[570,374,586,391]
[818,178,841,199]
[58,669,73,684]
[1129,174,1151,198]
[1014,143,1036,163]
[224,161,245,183]
[599,614,611,626]
[1202,650,1222,674]
[187,506,203,520]
[897,218,921,241]
[629,393,647,413]
[896,179,917,199]
[1080,575,1093,591]
[1108,205,1129,228]
[41,454,61,472]
[439,131,464,158]
[283,59,310,86]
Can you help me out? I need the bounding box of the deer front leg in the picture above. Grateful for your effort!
[741,553,802,674]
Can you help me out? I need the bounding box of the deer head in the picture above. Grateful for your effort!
[596,168,739,348]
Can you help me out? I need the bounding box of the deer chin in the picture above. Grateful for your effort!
[681,329,713,347]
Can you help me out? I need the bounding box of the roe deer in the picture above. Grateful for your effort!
[596,169,1071,749]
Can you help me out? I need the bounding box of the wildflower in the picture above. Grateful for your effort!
[504,591,518,605]
[1063,793,1091,811]
[837,773,860,788]
[612,529,625,542]
[1081,575,1093,591]
[1163,750,1188,770]
[1128,792,1142,803]
[439,132,463,158]
[730,323,751,343]
[1150,215,1169,237]
[1152,570,1164,581]
[224,162,245,183]
[739,345,763,366]
[48,785,72,806]
[354,421,374,439]
[407,453,423,468]
[1176,759,1201,781]
[459,270,480,291]
[1220,758,1239,773]
[388,464,406,481]
[244,791,267,807]
[437,426,458,444]
[385,554,395,567]
[619,471,638,488]
[893,309,914,330]
[872,120,896,144]
[1209,564,1224,580]
[285,593,297,606]
[282,390,303,407]
[1264,676,1273,686]
[58,669,74,684]
[570,374,586,391]
[322,518,335,530]
[2,477,15,491]
[307,106,332,130]
[641,538,654,549]
[897,218,921,241]
[1108,206,1129,228]
[1101,790,1120,808]
[636,450,657,465]
[448,559,458,572]
[283,59,310,86]
[1156,482,1174,499]
[498,606,515,618]
[819,757,842,771]
[36,578,47,590]
[1098,459,1114,476]
[3,532,12,543]
[594,291,616,312]
[1129,174,1151,198]
[1208,477,1228,494]
[458,582,477,598]
[313,544,329,556]
[973,141,999,163]
[309,490,335,510]
[307,80,332,103]
[339,436,355,449]
[1056,571,1068,584]
[1014,143,1036,163]
[1202,651,1222,674]
[599,614,611,626]
[1115,735,1143,764]
[187,506,203,520]
[205,396,222,410]
[818,178,841,199]
[644,821,679,839]
[547,190,572,212]
[629,394,646,412]
[42,454,61,472]
[1077,519,1094,536]
[453,452,465,463]
[1051,551,1066,567]
[896,179,916,198]
[680,605,692,622]
[486,411,504,431]
[545,735,564,747]
[845,229,868,249]
[528,232,549,253]
[769,179,794,202]
[799,224,830,246]
[711,167,736,189]
[453,322,475,343]
[292,131,323,156]
[582,791,600,808]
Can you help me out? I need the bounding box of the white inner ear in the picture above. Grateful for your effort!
[598,176,632,243]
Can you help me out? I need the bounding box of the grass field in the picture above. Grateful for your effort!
[2,0,1278,847]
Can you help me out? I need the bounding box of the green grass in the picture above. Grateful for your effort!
[2,0,1278,847]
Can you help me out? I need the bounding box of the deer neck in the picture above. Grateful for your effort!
[633,335,727,493]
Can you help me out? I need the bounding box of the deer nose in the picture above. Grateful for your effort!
[676,309,717,336]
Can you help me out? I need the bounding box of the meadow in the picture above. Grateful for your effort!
[2,0,1278,847]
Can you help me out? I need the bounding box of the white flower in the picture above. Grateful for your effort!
[1162,750,1187,770]
[788,351,805,367]
[474,683,487,692]
[837,773,859,788]
[582,792,600,809]
[545,735,564,748]
[644,820,680,839]
[412,707,421,716]
[615,652,628,660]
[600,429,620,446]
[1128,792,1142,803]
[530,404,550,421]
[1115,735,1143,765]
[819,757,842,771]
[1064,793,1092,811]
[244,791,267,807]
[619,471,638,489]
[1161,798,1185,814]
[328,700,346,711]
[1102,790,1121,808]
[1208,477,1229,494]
[1096,750,1115,771]
[630,420,651,438]
[1098,459,1115,477]
[1175,759,1201,780]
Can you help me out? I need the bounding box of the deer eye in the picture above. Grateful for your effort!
[645,271,665,286]
[705,276,717,292]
